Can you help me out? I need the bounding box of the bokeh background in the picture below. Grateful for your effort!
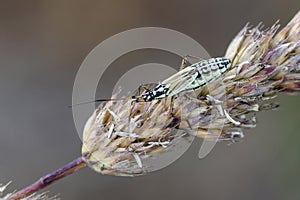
[0,1,299,199]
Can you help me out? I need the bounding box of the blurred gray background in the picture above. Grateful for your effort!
[0,1,299,199]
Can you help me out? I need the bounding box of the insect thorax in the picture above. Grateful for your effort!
[142,84,169,102]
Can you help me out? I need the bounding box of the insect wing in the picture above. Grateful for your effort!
[161,66,199,97]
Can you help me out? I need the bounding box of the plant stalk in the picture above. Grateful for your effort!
[8,156,87,200]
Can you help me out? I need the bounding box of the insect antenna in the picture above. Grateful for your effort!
[68,97,135,108]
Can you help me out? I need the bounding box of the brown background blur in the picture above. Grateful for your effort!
[0,1,299,200]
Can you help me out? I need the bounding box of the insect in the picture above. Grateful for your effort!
[132,57,231,102]
[71,57,231,106]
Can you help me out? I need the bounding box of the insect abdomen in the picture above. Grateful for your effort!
[195,57,230,81]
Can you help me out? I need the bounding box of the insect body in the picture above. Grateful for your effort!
[71,57,231,107]
[139,57,231,102]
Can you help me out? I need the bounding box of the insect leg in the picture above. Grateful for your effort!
[133,83,160,97]
[136,84,151,96]
[179,55,206,70]
[179,54,201,70]
[129,83,159,123]
[169,96,175,117]
[179,56,188,70]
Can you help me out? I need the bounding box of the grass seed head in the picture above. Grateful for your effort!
[82,11,300,176]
